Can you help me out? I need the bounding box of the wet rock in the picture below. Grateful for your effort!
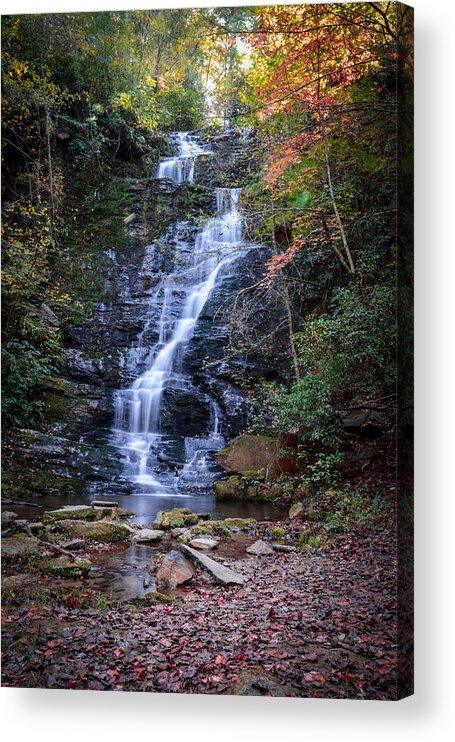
[1,536,40,562]
[160,388,212,436]
[189,536,218,551]
[91,500,118,508]
[179,543,247,586]
[131,528,164,543]
[43,505,95,524]
[289,502,305,520]
[153,508,199,530]
[214,475,244,499]
[246,539,274,556]
[57,519,131,543]
[156,550,195,588]
[39,556,92,578]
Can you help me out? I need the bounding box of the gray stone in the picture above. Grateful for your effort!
[179,543,247,586]
[246,539,274,556]
[189,536,218,551]
[43,505,95,524]
[1,536,40,561]
[62,539,85,551]
[272,543,296,553]
[131,528,164,543]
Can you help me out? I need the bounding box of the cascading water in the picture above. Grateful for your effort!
[157,132,208,183]
[113,133,245,496]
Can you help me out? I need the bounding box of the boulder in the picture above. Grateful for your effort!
[246,539,274,556]
[57,519,131,543]
[189,536,218,551]
[39,556,92,579]
[214,434,279,476]
[43,505,95,524]
[131,528,164,543]
[179,544,247,586]
[1,536,40,562]
[153,508,199,530]
[61,539,85,551]
[156,550,195,588]
[214,475,244,500]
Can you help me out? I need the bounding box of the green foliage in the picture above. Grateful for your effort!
[1,338,59,427]
[322,487,389,531]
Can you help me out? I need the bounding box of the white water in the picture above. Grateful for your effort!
[113,133,245,495]
[157,132,209,183]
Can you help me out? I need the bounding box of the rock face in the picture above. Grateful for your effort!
[214,434,280,475]
[57,519,131,543]
[341,409,388,437]
[179,543,247,586]
[246,540,274,556]
[156,550,195,588]
[215,475,284,503]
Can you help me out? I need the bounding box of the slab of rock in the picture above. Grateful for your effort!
[189,536,218,551]
[156,550,195,588]
[170,527,187,538]
[246,539,274,556]
[179,544,247,586]
[43,505,95,524]
[1,536,40,562]
[132,528,164,543]
[214,434,279,475]
[91,500,118,508]
[272,543,296,553]
[58,519,131,543]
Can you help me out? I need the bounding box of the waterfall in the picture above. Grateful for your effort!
[113,133,245,495]
[157,132,209,183]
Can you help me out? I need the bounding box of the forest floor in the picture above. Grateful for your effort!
[1,512,400,699]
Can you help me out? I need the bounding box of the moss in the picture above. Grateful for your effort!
[153,508,199,530]
[38,556,92,579]
[271,527,286,539]
[43,506,95,525]
[58,519,131,543]
[142,591,175,604]
[220,518,256,529]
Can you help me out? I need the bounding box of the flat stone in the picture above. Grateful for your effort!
[189,536,218,551]
[43,505,95,524]
[156,550,195,588]
[246,539,274,556]
[58,519,131,543]
[170,527,187,538]
[91,500,118,508]
[179,544,247,586]
[131,528,164,543]
[1,536,40,561]
[272,543,296,553]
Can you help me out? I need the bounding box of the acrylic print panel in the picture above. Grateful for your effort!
[1,2,413,699]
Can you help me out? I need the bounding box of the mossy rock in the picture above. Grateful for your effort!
[1,536,40,563]
[57,519,131,543]
[39,556,92,579]
[43,505,95,525]
[153,508,199,530]
[271,527,286,539]
[214,475,244,500]
[141,591,175,605]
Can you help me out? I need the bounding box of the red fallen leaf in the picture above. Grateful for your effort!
[305,653,318,662]
[113,647,124,658]
[43,649,53,657]
[215,655,227,666]
[236,653,245,660]
[107,668,120,677]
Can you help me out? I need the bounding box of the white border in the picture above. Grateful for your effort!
[1,1,454,740]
